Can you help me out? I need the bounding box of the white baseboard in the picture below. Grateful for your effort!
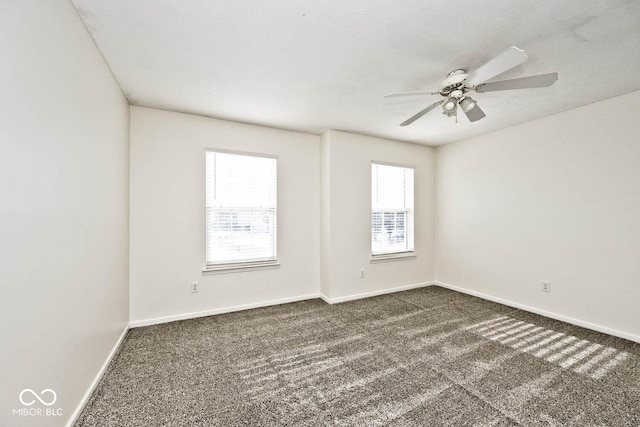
[131,283,437,326]
[66,323,129,427]
[129,293,321,328]
[434,281,640,344]
[320,281,434,304]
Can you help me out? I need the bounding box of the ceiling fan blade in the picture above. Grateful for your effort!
[400,100,444,126]
[466,46,528,87]
[462,103,486,123]
[476,73,558,93]
[384,90,440,98]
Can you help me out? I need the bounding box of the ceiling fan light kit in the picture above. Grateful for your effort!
[460,97,477,113]
[443,98,458,113]
[385,46,558,126]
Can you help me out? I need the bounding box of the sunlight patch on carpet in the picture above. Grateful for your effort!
[465,316,631,379]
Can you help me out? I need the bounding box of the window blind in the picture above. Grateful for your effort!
[205,151,277,267]
[371,163,414,256]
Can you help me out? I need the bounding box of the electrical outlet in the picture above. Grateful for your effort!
[541,281,551,293]
[360,268,365,279]
[191,281,199,293]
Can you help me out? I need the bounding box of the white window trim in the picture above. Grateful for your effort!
[370,252,416,263]
[205,147,278,160]
[202,260,280,275]
[371,161,416,258]
[204,149,279,273]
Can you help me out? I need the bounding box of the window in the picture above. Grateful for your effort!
[205,151,277,270]
[371,163,414,258]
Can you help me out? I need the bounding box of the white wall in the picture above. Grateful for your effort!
[321,130,435,301]
[436,91,640,340]
[320,131,332,297]
[0,1,130,426]
[129,107,320,324]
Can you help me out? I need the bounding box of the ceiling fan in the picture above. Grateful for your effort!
[385,46,558,126]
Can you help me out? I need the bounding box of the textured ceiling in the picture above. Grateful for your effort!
[71,0,640,145]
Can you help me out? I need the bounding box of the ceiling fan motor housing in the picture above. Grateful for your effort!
[439,69,468,96]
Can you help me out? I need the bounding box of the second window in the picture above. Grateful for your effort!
[371,163,414,257]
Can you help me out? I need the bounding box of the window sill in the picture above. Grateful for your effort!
[370,252,416,264]
[202,261,280,275]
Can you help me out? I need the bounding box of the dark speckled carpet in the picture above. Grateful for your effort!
[76,286,640,426]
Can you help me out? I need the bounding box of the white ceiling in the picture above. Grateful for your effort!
[71,0,640,146]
